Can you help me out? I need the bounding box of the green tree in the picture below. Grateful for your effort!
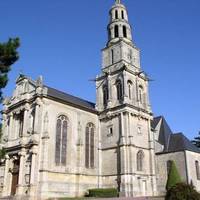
[166,160,182,191]
[192,131,200,148]
[0,38,20,160]
[0,38,20,101]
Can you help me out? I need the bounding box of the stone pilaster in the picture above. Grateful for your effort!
[123,71,128,103]
[2,155,10,196]
[17,149,26,195]
[107,74,112,108]
[33,98,43,134]
[119,112,129,197]
[148,119,157,196]
[22,103,30,136]
[29,146,38,196]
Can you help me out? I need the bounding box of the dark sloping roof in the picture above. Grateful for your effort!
[166,133,200,153]
[158,117,173,151]
[46,86,97,113]
[152,116,173,151]
[153,116,200,154]
[151,116,161,129]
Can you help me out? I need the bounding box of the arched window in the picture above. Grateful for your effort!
[55,115,68,166]
[137,150,144,171]
[121,10,124,19]
[115,10,118,19]
[30,108,35,132]
[196,161,200,180]
[116,80,123,100]
[167,160,173,175]
[138,85,145,104]
[123,26,127,38]
[127,80,133,99]
[103,85,109,107]
[85,123,95,168]
[111,49,114,64]
[114,25,119,38]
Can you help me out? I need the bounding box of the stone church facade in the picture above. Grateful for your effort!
[0,0,200,199]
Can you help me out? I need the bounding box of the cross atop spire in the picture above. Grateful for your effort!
[115,0,121,4]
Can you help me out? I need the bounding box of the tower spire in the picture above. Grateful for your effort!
[107,0,133,46]
[115,0,121,4]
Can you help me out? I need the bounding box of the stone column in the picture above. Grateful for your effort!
[29,146,38,196]
[120,113,125,144]
[148,118,157,196]
[107,74,112,108]
[17,149,26,195]
[2,155,10,196]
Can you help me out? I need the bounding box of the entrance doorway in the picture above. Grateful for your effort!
[11,159,19,196]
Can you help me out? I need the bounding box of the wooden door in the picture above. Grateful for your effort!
[11,159,19,196]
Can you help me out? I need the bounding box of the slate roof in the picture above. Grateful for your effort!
[152,116,172,151]
[167,133,200,153]
[46,86,97,113]
[152,116,200,154]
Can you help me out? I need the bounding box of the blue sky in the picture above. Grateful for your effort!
[0,0,200,139]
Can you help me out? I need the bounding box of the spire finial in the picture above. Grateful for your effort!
[115,0,121,4]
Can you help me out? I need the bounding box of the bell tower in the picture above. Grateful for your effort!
[96,0,157,197]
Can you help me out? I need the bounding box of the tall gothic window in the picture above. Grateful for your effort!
[30,108,35,133]
[103,85,109,107]
[123,26,127,38]
[137,150,144,171]
[196,161,200,180]
[121,10,124,19]
[85,123,95,168]
[114,25,119,38]
[127,80,133,100]
[55,115,68,166]
[14,111,24,137]
[115,10,118,19]
[116,80,123,100]
[138,85,146,105]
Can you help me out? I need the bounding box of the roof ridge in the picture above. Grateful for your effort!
[46,86,95,105]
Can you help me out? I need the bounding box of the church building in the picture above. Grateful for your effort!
[0,0,200,199]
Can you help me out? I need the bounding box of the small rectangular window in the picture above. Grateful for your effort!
[107,126,113,137]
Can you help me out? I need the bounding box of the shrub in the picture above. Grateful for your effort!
[88,188,118,198]
[166,161,181,190]
[0,148,6,160]
[165,182,200,200]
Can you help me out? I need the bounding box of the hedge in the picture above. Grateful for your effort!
[88,188,118,198]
